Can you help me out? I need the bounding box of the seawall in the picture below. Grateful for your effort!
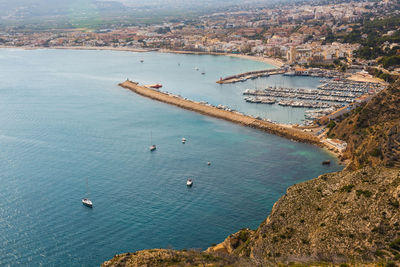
[119,81,321,145]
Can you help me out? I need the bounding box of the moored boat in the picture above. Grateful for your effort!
[82,178,93,208]
[82,198,93,208]
[150,84,162,89]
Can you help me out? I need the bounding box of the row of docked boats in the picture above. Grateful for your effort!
[243,88,358,103]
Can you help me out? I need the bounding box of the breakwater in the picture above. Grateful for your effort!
[216,68,286,84]
[119,80,320,144]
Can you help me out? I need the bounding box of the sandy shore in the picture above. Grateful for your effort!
[119,81,321,145]
[0,45,284,67]
[159,49,284,68]
[227,54,284,67]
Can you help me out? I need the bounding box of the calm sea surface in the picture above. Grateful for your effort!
[0,49,342,266]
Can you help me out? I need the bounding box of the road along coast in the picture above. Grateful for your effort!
[119,80,321,145]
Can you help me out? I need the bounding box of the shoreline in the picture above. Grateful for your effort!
[119,80,321,145]
[159,49,284,68]
[0,45,284,68]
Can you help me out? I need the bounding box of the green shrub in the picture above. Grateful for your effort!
[327,120,336,129]
[370,148,382,157]
[356,190,372,197]
[340,185,355,192]
[389,198,400,208]
[389,238,400,251]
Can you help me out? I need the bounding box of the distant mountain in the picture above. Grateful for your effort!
[0,0,260,28]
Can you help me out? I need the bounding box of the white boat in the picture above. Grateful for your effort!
[207,161,211,166]
[82,178,93,208]
[82,198,93,208]
[182,137,186,144]
[186,179,193,187]
[150,132,156,151]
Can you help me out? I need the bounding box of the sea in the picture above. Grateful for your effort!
[0,48,342,266]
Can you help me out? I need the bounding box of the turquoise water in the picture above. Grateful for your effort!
[0,49,342,266]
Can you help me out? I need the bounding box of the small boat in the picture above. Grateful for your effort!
[201,72,205,75]
[82,178,93,208]
[186,179,193,187]
[150,84,162,89]
[82,198,93,208]
[149,132,156,151]
[182,137,186,144]
[322,160,331,165]
[194,67,199,71]
[140,59,144,63]
[207,161,211,166]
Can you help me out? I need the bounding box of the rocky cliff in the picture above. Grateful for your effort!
[103,81,400,266]
[329,81,400,169]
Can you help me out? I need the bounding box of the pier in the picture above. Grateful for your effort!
[216,68,286,84]
[119,80,321,145]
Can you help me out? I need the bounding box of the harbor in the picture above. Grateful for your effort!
[119,80,321,144]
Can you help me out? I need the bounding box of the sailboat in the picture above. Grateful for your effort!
[82,178,93,208]
[149,132,156,151]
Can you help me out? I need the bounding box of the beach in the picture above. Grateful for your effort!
[158,49,284,68]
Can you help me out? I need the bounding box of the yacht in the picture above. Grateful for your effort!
[149,132,156,151]
[186,179,193,187]
[82,178,93,208]
[82,198,93,208]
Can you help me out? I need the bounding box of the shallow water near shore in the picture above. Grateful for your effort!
[0,48,342,266]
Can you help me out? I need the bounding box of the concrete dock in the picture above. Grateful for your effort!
[216,68,286,84]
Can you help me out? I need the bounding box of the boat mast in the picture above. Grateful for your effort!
[86,177,90,198]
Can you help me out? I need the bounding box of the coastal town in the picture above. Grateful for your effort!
[1,0,398,72]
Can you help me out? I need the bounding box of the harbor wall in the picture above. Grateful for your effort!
[119,81,321,145]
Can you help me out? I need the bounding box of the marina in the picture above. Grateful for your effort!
[242,78,386,122]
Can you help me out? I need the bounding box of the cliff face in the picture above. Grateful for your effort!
[329,81,400,169]
[104,81,400,266]
[227,167,400,264]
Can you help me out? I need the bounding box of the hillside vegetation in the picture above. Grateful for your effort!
[329,80,400,169]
